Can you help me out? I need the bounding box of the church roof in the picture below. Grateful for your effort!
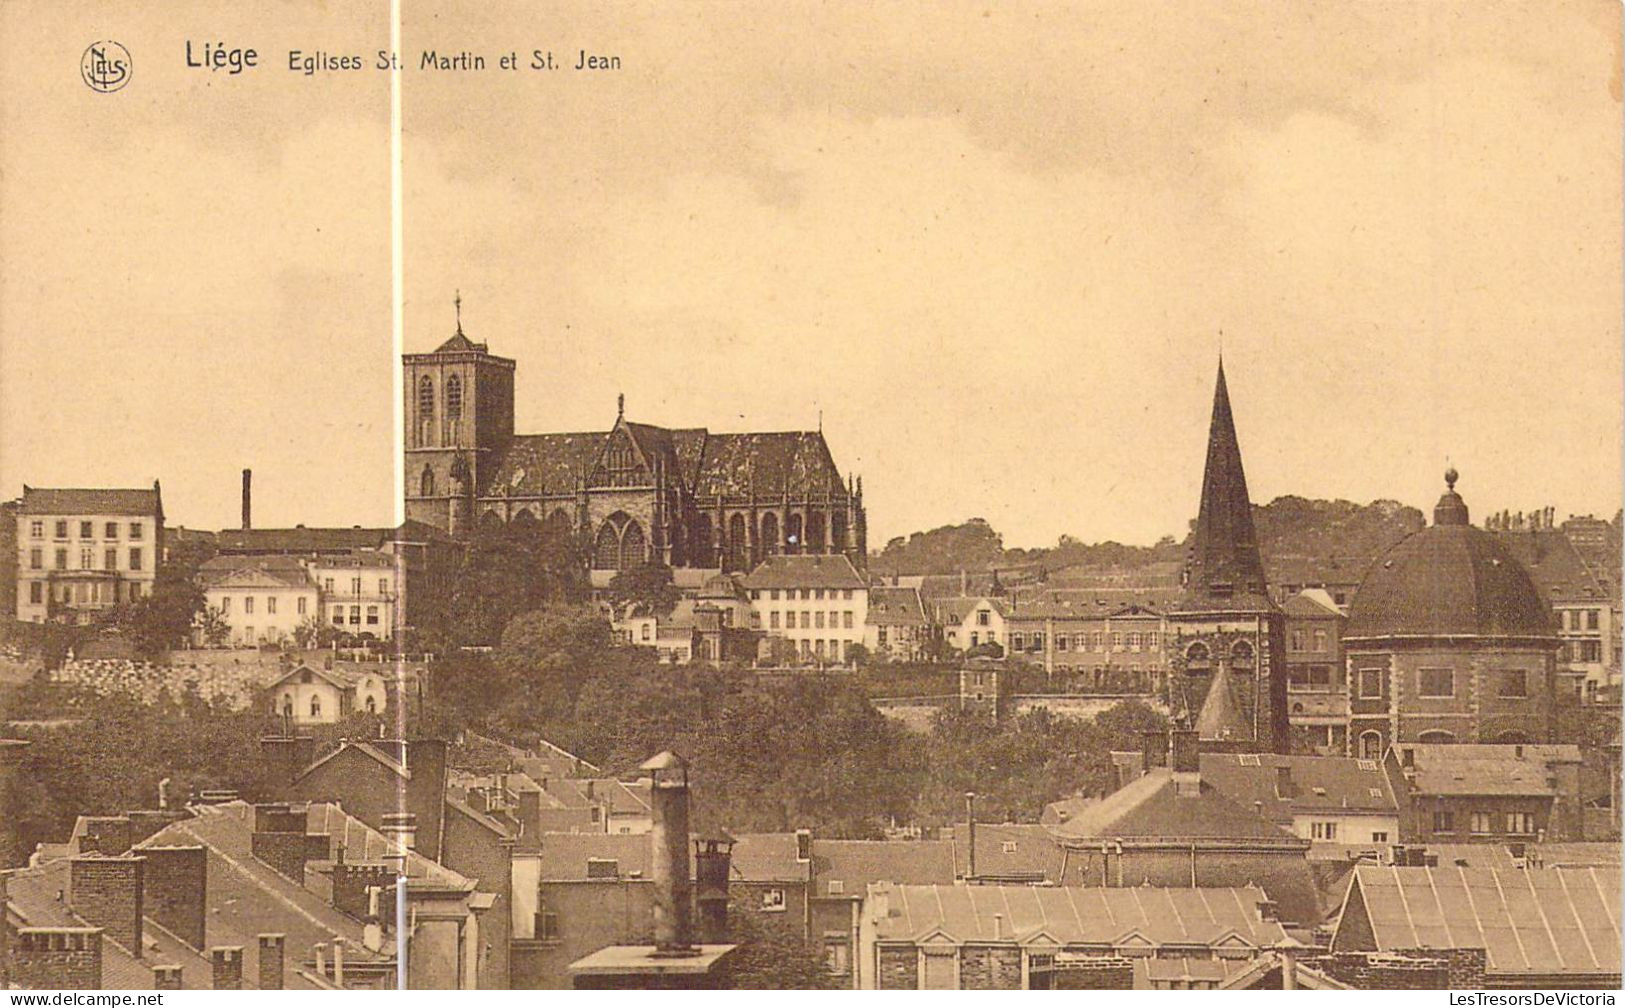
[1175,362,1274,614]
[433,331,486,353]
[485,425,848,500]
[1194,661,1251,742]
[1346,471,1557,641]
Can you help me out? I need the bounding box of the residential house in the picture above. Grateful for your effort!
[864,585,933,662]
[309,551,397,643]
[743,555,868,664]
[1197,752,1401,853]
[1329,865,1621,989]
[263,662,389,725]
[1389,743,1586,844]
[15,485,164,624]
[1281,589,1348,754]
[1493,524,1620,701]
[933,597,1009,655]
[198,556,320,647]
[1001,599,1167,693]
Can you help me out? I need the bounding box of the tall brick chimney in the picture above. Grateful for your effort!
[139,845,206,950]
[69,856,145,955]
[641,751,695,954]
[210,946,243,989]
[241,469,252,530]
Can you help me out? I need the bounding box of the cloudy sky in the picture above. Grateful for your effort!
[3,1,1619,546]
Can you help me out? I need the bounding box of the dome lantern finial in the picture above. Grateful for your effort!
[1445,465,1458,491]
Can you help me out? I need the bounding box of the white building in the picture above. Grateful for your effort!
[742,554,868,663]
[198,555,320,647]
[933,596,1010,654]
[265,662,388,725]
[309,550,398,642]
[15,484,164,624]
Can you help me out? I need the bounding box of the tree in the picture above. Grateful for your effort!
[422,516,586,651]
[604,563,680,620]
[195,605,232,647]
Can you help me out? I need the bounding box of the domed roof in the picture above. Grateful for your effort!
[1346,470,1556,641]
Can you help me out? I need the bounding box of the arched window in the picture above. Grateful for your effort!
[693,515,714,567]
[726,513,748,571]
[593,520,622,570]
[806,512,826,553]
[760,513,780,556]
[1231,639,1254,663]
[1359,730,1383,759]
[417,376,435,444]
[785,513,804,554]
[619,519,646,569]
[420,465,435,497]
[365,695,377,714]
[1185,642,1210,664]
[445,374,463,423]
[310,695,322,719]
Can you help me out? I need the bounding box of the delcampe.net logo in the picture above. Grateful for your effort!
[81,40,131,92]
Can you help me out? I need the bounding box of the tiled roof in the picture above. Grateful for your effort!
[214,527,391,554]
[1407,744,1581,797]
[542,778,652,817]
[872,882,1289,948]
[866,586,927,626]
[199,555,314,588]
[486,433,603,497]
[691,431,842,498]
[1336,866,1621,976]
[931,596,1011,624]
[1043,769,1298,843]
[1421,843,1522,871]
[741,554,865,590]
[1494,529,1615,603]
[949,823,1065,881]
[1198,754,1399,819]
[811,840,955,897]
[20,487,160,516]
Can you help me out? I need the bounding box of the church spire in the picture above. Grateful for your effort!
[1180,359,1270,609]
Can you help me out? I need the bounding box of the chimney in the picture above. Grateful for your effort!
[516,787,541,836]
[1274,765,1295,799]
[1169,728,1199,774]
[139,846,206,950]
[380,812,417,853]
[241,469,252,530]
[641,751,695,953]
[331,936,345,988]
[151,963,183,990]
[993,913,1009,940]
[257,934,285,989]
[795,827,812,862]
[1140,730,1166,771]
[693,834,736,943]
[70,856,145,955]
[210,946,243,990]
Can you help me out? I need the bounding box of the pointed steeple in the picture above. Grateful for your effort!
[1179,360,1271,611]
[1194,660,1249,742]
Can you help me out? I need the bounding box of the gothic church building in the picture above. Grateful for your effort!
[403,312,867,576]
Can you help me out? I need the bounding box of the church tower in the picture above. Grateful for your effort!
[1167,360,1289,752]
[403,295,516,536]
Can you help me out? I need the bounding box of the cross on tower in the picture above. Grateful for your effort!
[454,290,463,334]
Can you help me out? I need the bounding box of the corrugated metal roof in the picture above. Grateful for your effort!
[1343,865,1621,976]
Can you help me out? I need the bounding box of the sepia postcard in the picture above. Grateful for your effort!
[0,0,1621,996]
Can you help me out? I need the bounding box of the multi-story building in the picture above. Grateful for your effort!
[863,585,933,661]
[401,305,867,580]
[1388,743,1586,843]
[14,484,164,624]
[1000,600,1167,694]
[198,555,320,647]
[934,596,1010,655]
[1491,524,1619,701]
[1343,470,1559,758]
[1281,589,1348,753]
[309,551,397,642]
[743,554,867,663]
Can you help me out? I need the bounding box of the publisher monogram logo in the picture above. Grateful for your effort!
[81,40,131,93]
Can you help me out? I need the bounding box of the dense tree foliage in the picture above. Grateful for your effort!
[603,563,681,620]
[420,515,586,651]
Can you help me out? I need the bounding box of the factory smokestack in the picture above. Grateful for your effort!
[241,469,252,530]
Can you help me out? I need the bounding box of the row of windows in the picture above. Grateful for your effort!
[28,547,143,572]
[28,520,145,541]
[768,611,856,631]
[1562,608,1603,631]
[1008,631,1160,652]
[28,581,146,605]
[318,576,390,596]
[1354,667,1528,700]
[219,595,309,616]
[1563,640,1605,663]
[1288,629,1331,653]
[1431,810,1538,835]
[754,588,856,601]
[330,605,382,626]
